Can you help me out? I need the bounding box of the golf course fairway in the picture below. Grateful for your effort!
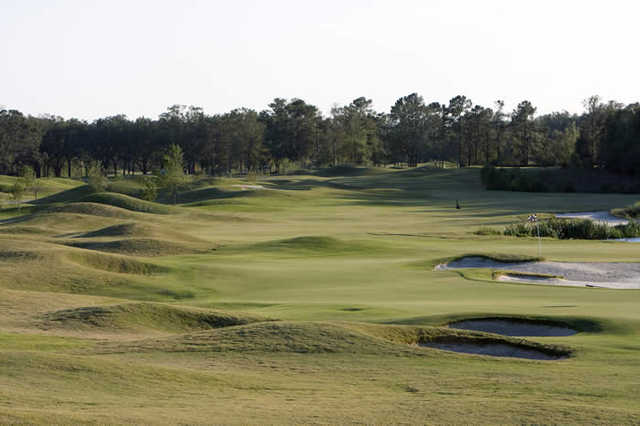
[1,166,639,424]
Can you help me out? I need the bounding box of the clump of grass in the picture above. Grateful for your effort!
[611,201,640,219]
[503,218,640,240]
[473,227,502,236]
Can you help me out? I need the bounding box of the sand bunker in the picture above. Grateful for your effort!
[449,318,576,337]
[419,341,564,360]
[437,256,640,289]
[232,184,268,190]
[555,211,629,226]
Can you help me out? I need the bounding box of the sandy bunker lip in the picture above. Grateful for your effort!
[448,318,576,337]
[419,339,566,360]
[437,256,640,289]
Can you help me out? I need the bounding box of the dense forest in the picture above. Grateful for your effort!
[1,94,639,178]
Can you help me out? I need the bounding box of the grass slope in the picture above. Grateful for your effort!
[80,192,171,214]
[1,167,639,424]
[39,302,268,335]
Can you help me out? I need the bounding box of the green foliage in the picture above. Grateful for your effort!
[503,217,640,240]
[140,176,158,201]
[87,162,109,193]
[473,226,502,236]
[9,180,25,209]
[481,165,640,194]
[612,201,640,219]
[246,170,257,184]
[159,144,186,204]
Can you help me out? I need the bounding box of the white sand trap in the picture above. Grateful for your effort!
[437,257,640,289]
[449,319,576,337]
[611,238,640,243]
[232,184,267,190]
[419,342,564,360]
[555,211,629,226]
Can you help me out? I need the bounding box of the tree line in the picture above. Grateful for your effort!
[1,94,638,178]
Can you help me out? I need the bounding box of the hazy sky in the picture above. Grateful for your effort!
[1,0,638,120]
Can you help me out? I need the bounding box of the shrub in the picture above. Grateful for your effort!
[503,217,640,240]
[474,227,502,236]
[140,176,158,201]
[87,162,109,193]
[612,201,640,219]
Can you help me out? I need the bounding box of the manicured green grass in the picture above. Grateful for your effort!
[0,166,639,423]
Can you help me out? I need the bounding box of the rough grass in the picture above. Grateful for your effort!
[39,302,267,335]
[0,225,54,235]
[75,222,151,238]
[65,238,201,257]
[249,236,383,256]
[315,165,390,177]
[80,192,171,214]
[106,320,569,359]
[66,251,169,275]
[43,202,137,218]
[2,168,640,424]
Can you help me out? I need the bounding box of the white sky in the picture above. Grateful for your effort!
[1,0,638,120]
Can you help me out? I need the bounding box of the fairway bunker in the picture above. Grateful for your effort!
[448,318,576,337]
[419,340,566,360]
[437,256,640,289]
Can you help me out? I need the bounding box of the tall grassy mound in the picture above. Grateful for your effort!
[65,238,201,257]
[113,321,569,358]
[0,249,42,262]
[173,186,236,204]
[43,202,137,218]
[0,225,54,235]
[75,222,209,244]
[80,192,171,214]
[106,177,146,197]
[118,321,406,354]
[75,222,151,238]
[612,201,640,219]
[250,236,381,255]
[504,218,640,240]
[32,185,94,204]
[39,303,267,334]
[66,251,169,275]
[344,322,571,357]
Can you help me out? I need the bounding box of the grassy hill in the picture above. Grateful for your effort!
[1,166,639,423]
